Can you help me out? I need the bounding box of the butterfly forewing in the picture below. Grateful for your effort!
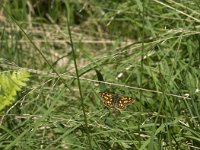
[116,96,134,109]
[99,92,114,107]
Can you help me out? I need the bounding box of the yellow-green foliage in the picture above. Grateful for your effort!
[0,69,30,112]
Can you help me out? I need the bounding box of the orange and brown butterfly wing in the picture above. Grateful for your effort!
[99,92,114,108]
[116,96,134,109]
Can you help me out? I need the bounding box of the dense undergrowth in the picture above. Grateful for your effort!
[0,0,200,149]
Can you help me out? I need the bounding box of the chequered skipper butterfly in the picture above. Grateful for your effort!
[99,92,134,109]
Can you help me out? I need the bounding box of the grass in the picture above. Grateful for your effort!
[0,0,200,149]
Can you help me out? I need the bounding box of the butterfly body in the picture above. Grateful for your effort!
[99,92,134,109]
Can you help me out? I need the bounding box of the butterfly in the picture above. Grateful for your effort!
[99,92,134,109]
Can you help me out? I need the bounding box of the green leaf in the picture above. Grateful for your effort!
[0,69,30,112]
